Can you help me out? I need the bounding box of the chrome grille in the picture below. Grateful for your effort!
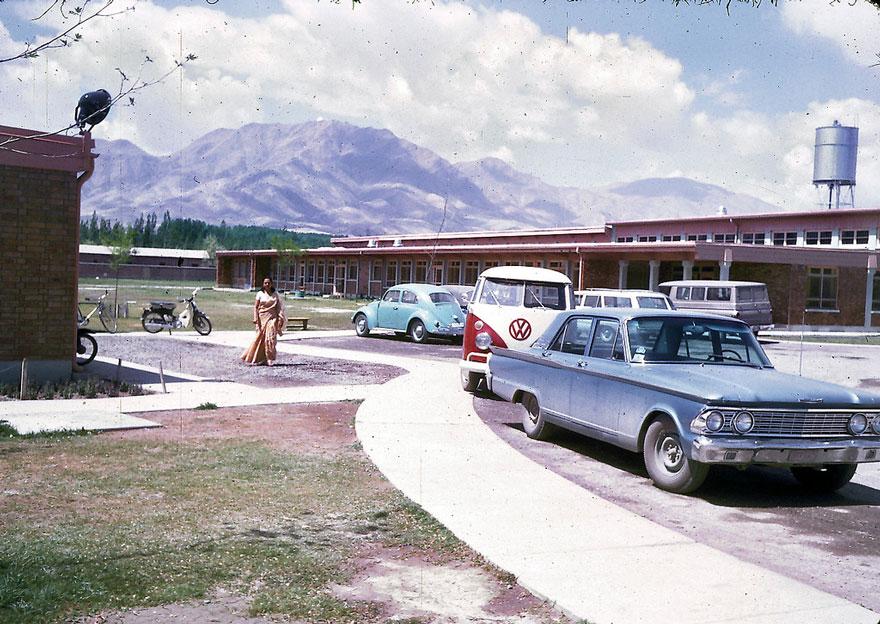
[717,409,877,437]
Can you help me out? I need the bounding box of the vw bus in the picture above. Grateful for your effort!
[461,266,574,392]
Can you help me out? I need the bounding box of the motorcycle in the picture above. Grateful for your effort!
[141,287,213,335]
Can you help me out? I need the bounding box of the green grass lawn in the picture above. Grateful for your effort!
[0,416,465,623]
[79,278,368,333]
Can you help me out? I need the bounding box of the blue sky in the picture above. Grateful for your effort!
[2,0,880,209]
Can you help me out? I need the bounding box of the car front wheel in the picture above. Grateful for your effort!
[521,393,555,441]
[354,314,370,337]
[409,319,428,343]
[791,464,856,493]
[643,418,709,494]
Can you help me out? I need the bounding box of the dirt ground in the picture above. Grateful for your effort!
[96,335,405,388]
[78,403,570,624]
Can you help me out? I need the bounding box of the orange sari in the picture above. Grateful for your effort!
[241,291,286,364]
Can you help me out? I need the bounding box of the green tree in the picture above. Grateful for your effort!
[100,228,135,330]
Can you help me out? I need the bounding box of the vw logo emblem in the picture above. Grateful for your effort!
[509,318,532,341]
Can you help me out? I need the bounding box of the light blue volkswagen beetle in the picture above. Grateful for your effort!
[487,308,880,494]
[352,283,465,343]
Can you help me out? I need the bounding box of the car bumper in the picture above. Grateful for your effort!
[691,436,880,465]
[433,325,465,337]
[460,357,489,375]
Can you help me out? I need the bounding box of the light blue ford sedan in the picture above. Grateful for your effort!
[487,308,880,494]
[352,283,465,343]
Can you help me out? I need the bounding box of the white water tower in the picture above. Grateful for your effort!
[813,120,858,210]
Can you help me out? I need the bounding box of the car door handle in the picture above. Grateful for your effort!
[577,360,588,368]
[541,351,552,358]
[393,306,399,310]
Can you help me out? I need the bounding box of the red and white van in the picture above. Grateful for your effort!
[461,266,574,391]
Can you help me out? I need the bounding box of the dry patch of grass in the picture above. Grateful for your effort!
[0,404,478,624]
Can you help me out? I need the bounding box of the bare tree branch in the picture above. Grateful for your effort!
[0,0,130,64]
[0,53,198,155]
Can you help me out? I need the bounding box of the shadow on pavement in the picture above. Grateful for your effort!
[77,359,196,385]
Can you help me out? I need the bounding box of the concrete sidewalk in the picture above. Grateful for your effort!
[355,357,879,624]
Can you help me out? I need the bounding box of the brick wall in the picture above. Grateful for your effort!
[0,164,79,377]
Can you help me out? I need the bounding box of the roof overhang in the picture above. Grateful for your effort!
[0,125,96,174]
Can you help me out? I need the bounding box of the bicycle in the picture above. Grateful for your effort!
[78,289,117,333]
[76,328,98,366]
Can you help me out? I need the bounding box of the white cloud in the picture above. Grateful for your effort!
[1,0,879,211]
[781,0,880,66]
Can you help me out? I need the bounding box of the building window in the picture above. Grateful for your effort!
[483,260,500,269]
[371,261,382,282]
[347,261,358,281]
[326,261,335,284]
[464,261,480,285]
[447,261,461,284]
[805,231,832,245]
[686,234,708,242]
[637,235,657,243]
[661,235,681,242]
[617,236,634,243]
[400,260,412,283]
[841,230,869,245]
[807,267,838,310]
[415,260,427,282]
[713,233,735,243]
[742,233,765,245]
[773,231,798,246]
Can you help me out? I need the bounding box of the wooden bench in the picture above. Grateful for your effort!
[287,317,309,331]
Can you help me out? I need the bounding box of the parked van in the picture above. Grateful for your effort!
[461,266,574,392]
[575,288,674,310]
[658,280,773,332]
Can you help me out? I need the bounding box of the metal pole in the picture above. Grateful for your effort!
[115,358,122,383]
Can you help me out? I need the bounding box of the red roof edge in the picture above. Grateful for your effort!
[0,124,96,174]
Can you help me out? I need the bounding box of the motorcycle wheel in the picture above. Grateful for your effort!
[76,331,98,366]
[142,311,165,333]
[193,314,212,336]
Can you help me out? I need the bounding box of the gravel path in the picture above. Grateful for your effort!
[96,333,405,388]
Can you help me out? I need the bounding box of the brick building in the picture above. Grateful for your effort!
[216,208,880,329]
[0,125,96,383]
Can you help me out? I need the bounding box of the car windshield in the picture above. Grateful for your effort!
[429,292,458,305]
[479,278,568,310]
[626,316,771,367]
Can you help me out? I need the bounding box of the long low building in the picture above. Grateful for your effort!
[80,244,214,281]
[216,207,880,328]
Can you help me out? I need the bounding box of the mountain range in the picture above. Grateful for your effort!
[82,120,783,236]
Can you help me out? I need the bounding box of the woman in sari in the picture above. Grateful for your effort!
[242,277,287,366]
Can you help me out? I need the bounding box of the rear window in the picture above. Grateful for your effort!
[736,286,768,303]
[429,292,457,305]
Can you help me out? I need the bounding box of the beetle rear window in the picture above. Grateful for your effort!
[429,292,457,304]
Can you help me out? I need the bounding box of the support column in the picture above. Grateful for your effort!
[648,260,661,292]
[681,260,694,281]
[866,256,877,327]
[719,249,732,281]
[618,260,629,289]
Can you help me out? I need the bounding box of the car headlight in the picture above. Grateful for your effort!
[706,410,725,433]
[733,411,754,434]
[848,413,868,435]
[474,332,492,350]
[872,415,880,435]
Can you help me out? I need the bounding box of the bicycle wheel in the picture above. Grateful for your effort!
[193,314,212,336]
[98,304,117,333]
[76,331,98,366]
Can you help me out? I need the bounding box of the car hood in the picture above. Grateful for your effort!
[627,364,880,408]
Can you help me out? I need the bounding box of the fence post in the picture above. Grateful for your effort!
[158,361,167,394]
[19,358,27,400]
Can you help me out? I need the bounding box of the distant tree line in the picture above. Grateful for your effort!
[80,211,330,253]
